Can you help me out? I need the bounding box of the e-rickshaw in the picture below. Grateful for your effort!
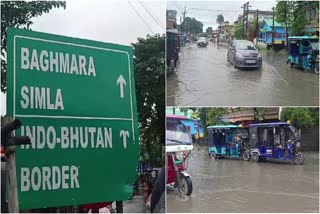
[287,36,319,74]
[207,125,250,160]
[166,115,193,196]
[248,122,304,165]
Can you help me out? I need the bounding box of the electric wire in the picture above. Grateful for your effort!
[128,0,154,34]
[139,0,165,31]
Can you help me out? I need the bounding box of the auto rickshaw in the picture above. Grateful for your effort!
[287,36,319,74]
[207,125,250,160]
[247,122,304,165]
[166,115,193,196]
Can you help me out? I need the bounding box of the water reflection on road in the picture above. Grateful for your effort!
[167,146,319,213]
[167,145,319,213]
[167,42,319,106]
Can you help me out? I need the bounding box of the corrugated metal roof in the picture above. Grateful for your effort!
[263,18,283,27]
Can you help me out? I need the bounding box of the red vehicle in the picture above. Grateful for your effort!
[166,115,193,196]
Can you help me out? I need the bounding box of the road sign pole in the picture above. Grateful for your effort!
[116,201,123,213]
[4,117,19,213]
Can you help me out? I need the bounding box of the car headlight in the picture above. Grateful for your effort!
[175,151,184,161]
[236,52,244,58]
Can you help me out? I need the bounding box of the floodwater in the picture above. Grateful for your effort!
[167,42,319,106]
[167,145,319,213]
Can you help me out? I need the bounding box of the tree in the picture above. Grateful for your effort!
[207,108,228,126]
[280,108,319,129]
[181,17,203,34]
[234,22,243,39]
[290,2,308,36]
[132,34,165,167]
[1,1,66,93]
[276,1,294,46]
[206,27,213,36]
[216,14,224,33]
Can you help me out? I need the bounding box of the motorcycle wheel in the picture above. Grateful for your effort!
[293,153,304,165]
[242,151,250,161]
[314,63,319,74]
[178,174,193,196]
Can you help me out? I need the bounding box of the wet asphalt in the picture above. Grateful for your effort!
[167,42,319,106]
[167,145,319,213]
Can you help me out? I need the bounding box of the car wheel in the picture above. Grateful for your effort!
[233,58,237,68]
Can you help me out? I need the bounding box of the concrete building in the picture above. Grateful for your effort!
[303,1,319,35]
[259,18,286,47]
[221,108,280,126]
[166,10,177,30]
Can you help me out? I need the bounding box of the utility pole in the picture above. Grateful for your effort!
[272,6,275,48]
[182,6,187,33]
[241,2,251,39]
[256,9,259,38]
[241,3,246,38]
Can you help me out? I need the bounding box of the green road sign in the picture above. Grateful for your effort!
[7,28,139,210]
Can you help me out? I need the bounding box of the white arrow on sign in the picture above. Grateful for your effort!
[120,130,129,149]
[117,75,126,98]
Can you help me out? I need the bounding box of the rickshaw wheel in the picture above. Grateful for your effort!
[242,151,250,161]
[314,64,319,74]
[293,153,304,165]
[178,174,193,196]
[251,153,260,162]
[209,151,217,159]
[288,60,293,68]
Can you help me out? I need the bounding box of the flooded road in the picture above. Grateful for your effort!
[167,42,319,106]
[167,145,319,213]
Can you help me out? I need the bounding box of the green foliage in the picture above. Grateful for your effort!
[234,22,243,39]
[207,108,227,126]
[182,17,203,34]
[253,108,266,121]
[132,34,165,166]
[1,1,66,93]
[290,2,308,36]
[206,27,213,36]
[216,14,224,27]
[280,108,319,129]
[276,1,309,36]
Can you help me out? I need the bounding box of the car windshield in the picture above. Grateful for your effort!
[235,41,256,50]
[310,41,319,50]
[166,118,192,145]
[199,37,206,42]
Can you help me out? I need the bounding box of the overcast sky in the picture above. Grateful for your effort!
[1,0,165,116]
[167,0,277,31]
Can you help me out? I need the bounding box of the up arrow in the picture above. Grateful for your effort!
[120,130,129,149]
[117,75,126,98]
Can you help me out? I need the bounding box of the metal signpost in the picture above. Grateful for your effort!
[6,28,139,210]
